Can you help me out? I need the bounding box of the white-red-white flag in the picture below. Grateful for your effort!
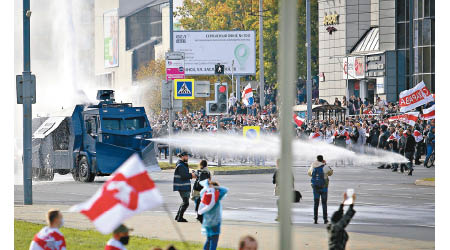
[413,130,423,142]
[30,227,66,250]
[198,187,220,215]
[422,104,435,120]
[399,81,434,112]
[70,154,163,234]
[293,113,304,127]
[388,112,419,126]
[309,132,322,140]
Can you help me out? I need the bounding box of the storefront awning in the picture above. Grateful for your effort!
[351,27,379,54]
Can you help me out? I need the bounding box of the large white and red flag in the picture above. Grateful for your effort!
[413,130,424,142]
[293,113,305,127]
[399,81,434,112]
[422,104,435,120]
[70,154,163,234]
[242,83,254,107]
[198,187,220,215]
[30,227,66,250]
[388,112,419,126]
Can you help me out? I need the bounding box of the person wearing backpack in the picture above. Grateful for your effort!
[192,160,211,223]
[308,155,334,224]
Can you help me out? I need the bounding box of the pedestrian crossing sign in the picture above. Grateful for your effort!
[174,79,195,99]
[243,126,260,140]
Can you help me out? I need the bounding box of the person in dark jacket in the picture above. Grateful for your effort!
[173,152,197,222]
[192,159,211,223]
[368,125,379,148]
[377,125,391,169]
[327,193,356,250]
[404,129,416,176]
[392,128,407,173]
[424,126,435,167]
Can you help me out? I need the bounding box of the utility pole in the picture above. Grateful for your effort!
[306,0,312,120]
[278,0,297,249]
[168,0,174,165]
[20,0,34,205]
[259,0,265,107]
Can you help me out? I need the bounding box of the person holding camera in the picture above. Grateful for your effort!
[191,159,211,223]
[173,152,197,222]
[327,192,357,250]
[308,155,333,224]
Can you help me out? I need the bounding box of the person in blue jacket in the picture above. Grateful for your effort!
[198,180,228,250]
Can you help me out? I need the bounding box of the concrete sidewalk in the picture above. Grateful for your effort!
[15,205,434,250]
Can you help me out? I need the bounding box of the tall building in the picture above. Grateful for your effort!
[318,0,434,104]
[95,0,170,89]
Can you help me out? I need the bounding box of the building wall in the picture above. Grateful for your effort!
[379,0,396,51]
[95,0,133,89]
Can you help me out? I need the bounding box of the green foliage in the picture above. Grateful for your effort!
[175,0,319,86]
[15,220,233,250]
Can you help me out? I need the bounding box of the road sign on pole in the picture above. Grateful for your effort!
[166,52,185,81]
[174,79,195,99]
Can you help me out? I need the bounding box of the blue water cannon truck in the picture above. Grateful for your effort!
[31,90,160,182]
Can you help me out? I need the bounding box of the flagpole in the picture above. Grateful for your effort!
[162,203,191,250]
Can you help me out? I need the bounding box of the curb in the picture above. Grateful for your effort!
[212,168,276,175]
[415,180,435,187]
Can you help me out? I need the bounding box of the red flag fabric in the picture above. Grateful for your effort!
[422,104,435,120]
[309,132,322,140]
[399,81,434,112]
[388,112,419,126]
[293,114,304,127]
[70,154,163,234]
[29,227,66,250]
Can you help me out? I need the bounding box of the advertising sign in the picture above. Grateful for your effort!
[174,31,256,75]
[165,52,185,81]
[343,56,365,79]
[104,9,119,68]
[174,79,195,100]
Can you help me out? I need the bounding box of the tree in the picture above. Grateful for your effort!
[175,0,318,87]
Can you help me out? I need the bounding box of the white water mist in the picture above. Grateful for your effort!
[152,133,408,166]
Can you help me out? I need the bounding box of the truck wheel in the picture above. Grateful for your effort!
[72,168,80,181]
[78,157,95,182]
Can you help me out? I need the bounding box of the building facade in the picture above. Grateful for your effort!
[318,0,434,104]
[94,0,170,89]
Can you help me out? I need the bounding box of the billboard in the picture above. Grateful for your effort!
[104,9,119,68]
[343,56,365,79]
[174,31,256,76]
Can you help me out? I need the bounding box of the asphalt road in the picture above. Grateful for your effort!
[15,163,435,242]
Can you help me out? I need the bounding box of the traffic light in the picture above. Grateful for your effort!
[215,64,225,75]
[206,83,228,115]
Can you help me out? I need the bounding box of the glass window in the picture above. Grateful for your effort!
[406,50,410,75]
[406,0,410,20]
[422,74,431,87]
[418,0,423,19]
[103,118,121,130]
[423,47,431,73]
[431,74,435,92]
[430,0,434,16]
[414,20,419,47]
[125,117,147,130]
[397,23,406,49]
[431,46,435,73]
[424,0,430,17]
[397,0,406,21]
[422,18,431,45]
[418,47,423,73]
[431,19,435,45]
[405,22,409,48]
[418,19,423,46]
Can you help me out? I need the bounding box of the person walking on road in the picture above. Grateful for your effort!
[404,129,416,176]
[273,159,295,221]
[192,159,211,223]
[308,155,333,224]
[327,193,357,250]
[198,180,228,250]
[29,209,66,250]
[105,224,132,250]
[173,151,197,222]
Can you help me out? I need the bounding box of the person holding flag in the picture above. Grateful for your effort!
[242,83,254,107]
[198,180,228,250]
[29,209,66,250]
